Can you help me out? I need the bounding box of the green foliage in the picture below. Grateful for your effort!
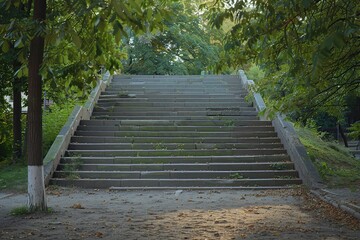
[123,1,223,75]
[10,205,53,215]
[270,163,287,170]
[153,142,167,150]
[10,206,31,216]
[0,105,13,160]
[1,0,175,104]
[348,122,360,140]
[0,163,27,191]
[296,126,360,188]
[203,0,360,121]
[229,173,244,179]
[42,101,81,157]
[245,64,265,82]
[1,100,81,191]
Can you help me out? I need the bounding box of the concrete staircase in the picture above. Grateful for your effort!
[50,75,302,189]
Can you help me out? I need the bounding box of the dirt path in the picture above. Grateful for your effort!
[1,187,359,239]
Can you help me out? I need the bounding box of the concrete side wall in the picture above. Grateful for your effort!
[238,70,323,189]
[43,72,113,185]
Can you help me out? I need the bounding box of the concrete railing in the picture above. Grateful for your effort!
[239,70,324,189]
[43,71,112,185]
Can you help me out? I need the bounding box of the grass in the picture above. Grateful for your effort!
[42,102,81,158]
[10,206,31,216]
[296,127,360,188]
[0,163,27,192]
[0,101,83,192]
[10,206,54,216]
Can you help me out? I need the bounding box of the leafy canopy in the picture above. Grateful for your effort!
[202,0,360,121]
[0,0,173,102]
[123,1,223,75]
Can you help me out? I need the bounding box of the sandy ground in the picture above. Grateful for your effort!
[0,187,359,240]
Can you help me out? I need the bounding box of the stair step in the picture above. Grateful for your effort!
[53,170,299,179]
[92,111,258,117]
[74,130,277,137]
[94,106,256,112]
[66,149,287,157]
[100,93,246,98]
[68,142,284,150]
[61,155,291,164]
[58,162,295,171]
[95,102,250,107]
[80,119,270,126]
[76,125,274,132]
[91,116,260,121]
[97,98,248,102]
[71,136,281,144]
[50,178,302,189]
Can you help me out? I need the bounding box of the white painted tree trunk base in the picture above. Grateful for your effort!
[28,166,47,211]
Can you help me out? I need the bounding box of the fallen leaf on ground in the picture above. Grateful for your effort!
[70,203,85,209]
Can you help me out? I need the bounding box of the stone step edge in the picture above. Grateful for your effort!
[61,155,290,160]
[59,162,294,166]
[50,178,302,188]
[55,170,298,174]
[108,186,296,190]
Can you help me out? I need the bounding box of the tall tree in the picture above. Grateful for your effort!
[123,1,222,75]
[27,0,47,211]
[203,0,360,121]
[0,3,29,163]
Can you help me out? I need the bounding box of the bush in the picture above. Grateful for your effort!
[348,121,360,140]
[245,64,265,82]
[42,102,79,157]
[296,126,360,187]
[0,106,13,165]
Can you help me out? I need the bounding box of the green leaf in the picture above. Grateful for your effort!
[94,16,101,27]
[69,29,82,48]
[14,37,23,48]
[1,41,10,52]
[15,66,28,78]
[128,1,142,15]
[146,8,153,20]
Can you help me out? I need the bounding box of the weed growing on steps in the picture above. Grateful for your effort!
[108,106,115,112]
[275,175,295,179]
[117,89,129,98]
[229,173,245,179]
[63,155,83,180]
[176,143,185,151]
[270,163,288,170]
[224,119,235,127]
[153,142,168,150]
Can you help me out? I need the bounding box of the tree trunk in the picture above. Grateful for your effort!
[338,124,348,148]
[13,65,22,163]
[27,0,47,211]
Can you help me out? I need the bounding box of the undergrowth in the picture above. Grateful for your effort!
[10,206,53,216]
[42,102,81,157]
[296,127,360,188]
[0,101,83,192]
[0,163,27,192]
